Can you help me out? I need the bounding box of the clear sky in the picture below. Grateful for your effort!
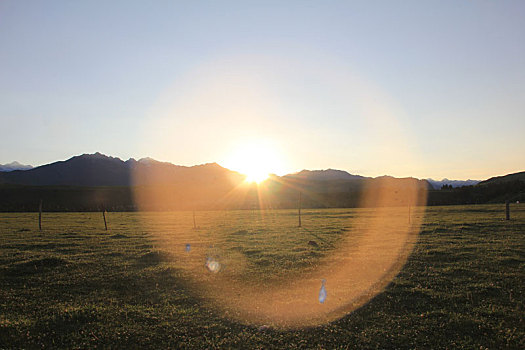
[1,0,524,180]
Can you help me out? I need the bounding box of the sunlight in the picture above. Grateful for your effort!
[223,140,285,183]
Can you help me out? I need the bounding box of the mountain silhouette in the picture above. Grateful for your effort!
[478,171,525,185]
[284,169,366,181]
[0,152,244,187]
[426,178,480,190]
[0,153,521,211]
[0,161,33,172]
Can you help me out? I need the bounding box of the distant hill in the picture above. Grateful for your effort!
[426,178,480,190]
[0,153,430,211]
[427,170,525,205]
[0,153,133,187]
[284,169,366,182]
[0,161,33,172]
[0,153,521,211]
[478,171,525,185]
[0,152,244,187]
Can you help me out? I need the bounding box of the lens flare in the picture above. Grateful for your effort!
[319,279,327,304]
[205,257,221,273]
[135,53,428,328]
[133,177,427,328]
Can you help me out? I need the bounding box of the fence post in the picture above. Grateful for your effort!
[102,210,108,231]
[298,192,302,228]
[193,210,196,229]
[505,200,510,220]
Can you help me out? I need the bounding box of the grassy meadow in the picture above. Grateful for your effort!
[0,204,523,348]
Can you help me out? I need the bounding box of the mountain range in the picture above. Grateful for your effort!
[478,171,525,185]
[0,153,485,187]
[0,153,429,210]
[0,153,522,211]
[425,178,480,189]
[0,161,33,172]
[0,153,243,187]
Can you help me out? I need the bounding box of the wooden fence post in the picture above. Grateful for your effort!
[505,200,510,220]
[298,192,302,228]
[38,199,42,231]
[193,211,197,229]
[102,209,108,231]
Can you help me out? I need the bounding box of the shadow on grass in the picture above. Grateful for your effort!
[1,241,236,348]
[5,257,69,276]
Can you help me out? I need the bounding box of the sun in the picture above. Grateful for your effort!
[223,140,285,183]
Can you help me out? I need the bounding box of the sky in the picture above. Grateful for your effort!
[1,0,524,180]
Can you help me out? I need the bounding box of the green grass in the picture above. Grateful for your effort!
[0,204,523,348]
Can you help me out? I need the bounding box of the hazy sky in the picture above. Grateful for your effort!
[1,1,524,180]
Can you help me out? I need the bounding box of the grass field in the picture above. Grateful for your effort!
[0,204,523,348]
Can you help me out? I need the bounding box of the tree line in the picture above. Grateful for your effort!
[0,180,523,212]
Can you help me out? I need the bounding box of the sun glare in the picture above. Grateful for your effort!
[223,140,284,183]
